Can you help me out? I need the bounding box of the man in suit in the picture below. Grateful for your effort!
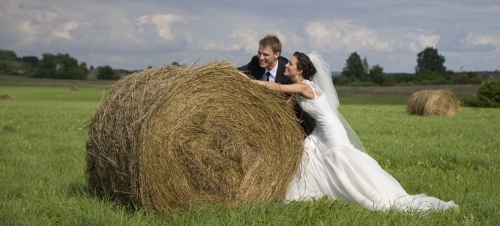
[238,35,316,135]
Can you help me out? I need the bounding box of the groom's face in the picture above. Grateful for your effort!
[258,45,279,70]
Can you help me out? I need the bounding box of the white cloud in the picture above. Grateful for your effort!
[52,21,79,39]
[198,38,217,51]
[405,32,440,52]
[278,32,306,54]
[465,33,500,52]
[140,14,182,41]
[408,42,419,53]
[1,0,499,72]
[196,29,260,53]
[305,20,394,53]
[227,29,260,53]
[16,20,39,44]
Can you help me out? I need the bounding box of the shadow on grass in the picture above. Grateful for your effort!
[68,181,147,215]
[68,182,91,197]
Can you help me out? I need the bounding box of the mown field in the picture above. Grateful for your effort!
[0,80,499,225]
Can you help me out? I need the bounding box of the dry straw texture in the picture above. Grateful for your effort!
[407,90,460,116]
[0,95,20,100]
[86,61,304,211]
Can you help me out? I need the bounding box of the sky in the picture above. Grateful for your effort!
[1,0,499,73]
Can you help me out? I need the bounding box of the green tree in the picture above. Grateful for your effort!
[97,65,119,80]
[415,47,446,74]
[368,65,386,85]
[0,50,18,61]
[35,53,87,79]
[0,50,32,75]
[362,57,369,74]
[21,56,39,68]
[35,53,56,78]
[462,77,500,108]
[342,52,367,82]
[79,62,88,75]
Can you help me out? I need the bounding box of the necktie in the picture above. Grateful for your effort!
[266,72,272,82]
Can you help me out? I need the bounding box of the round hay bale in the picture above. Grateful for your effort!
[0,95,20,101]
[407,90,459,116]
[85,61,304,211]
[71,86,79,91]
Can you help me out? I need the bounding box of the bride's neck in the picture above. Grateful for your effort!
[295,77,305,84]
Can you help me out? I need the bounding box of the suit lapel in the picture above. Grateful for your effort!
[252,67,265,80]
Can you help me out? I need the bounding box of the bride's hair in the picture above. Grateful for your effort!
[293,51,317,80]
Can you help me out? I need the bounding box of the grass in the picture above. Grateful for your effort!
[1,83,499,225]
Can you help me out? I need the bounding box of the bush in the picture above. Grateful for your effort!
[348,80,378,86]
[461,77,500,108]
[332,75,351,86]
[396,81,414,86]
[414,71,442,82]
[0,60,33,76]
[97,65,120,80]
[450,73,483,85]
[431,77,449,85]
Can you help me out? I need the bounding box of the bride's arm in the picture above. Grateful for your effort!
[238,71,314,99]
[255,81,314,99]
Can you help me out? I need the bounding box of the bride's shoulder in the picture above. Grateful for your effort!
[302,80,323,97]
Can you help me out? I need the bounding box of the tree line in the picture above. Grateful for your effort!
[0,48,495,84]
[0,50,138,80]
[335,47,490,86]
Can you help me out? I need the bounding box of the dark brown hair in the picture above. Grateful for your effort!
[293,51,316,80]
[259,35,282,55]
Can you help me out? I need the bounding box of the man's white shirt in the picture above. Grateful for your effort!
[262,61,278,83]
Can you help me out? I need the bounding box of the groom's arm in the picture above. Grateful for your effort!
[237,55,259,76]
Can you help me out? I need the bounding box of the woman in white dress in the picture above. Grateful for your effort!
[245,51,457,211]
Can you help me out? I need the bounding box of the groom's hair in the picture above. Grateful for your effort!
[294,51,317,80]
[259,35,282,55]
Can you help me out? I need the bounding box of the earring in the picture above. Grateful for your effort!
[294,73,298,81]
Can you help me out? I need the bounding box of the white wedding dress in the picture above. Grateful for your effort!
[284,53,457,211]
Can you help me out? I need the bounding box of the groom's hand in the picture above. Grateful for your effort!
[238,71,250,78]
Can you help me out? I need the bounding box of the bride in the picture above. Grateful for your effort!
[245,51,457,211]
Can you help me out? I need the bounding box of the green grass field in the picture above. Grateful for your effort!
[1,84,499,225]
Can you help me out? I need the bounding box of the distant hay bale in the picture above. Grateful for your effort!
[71,86,79,91]
[407,90,459,116]
[85,61,304,212]
[0,95,20,101]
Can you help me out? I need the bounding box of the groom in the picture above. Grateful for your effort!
[238,35,316,135]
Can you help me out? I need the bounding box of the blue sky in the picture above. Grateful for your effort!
[1,0,499,73]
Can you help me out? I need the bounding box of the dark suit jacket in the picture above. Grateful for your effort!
[238,55,317,135]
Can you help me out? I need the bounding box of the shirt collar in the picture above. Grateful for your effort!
[265,61,279,77]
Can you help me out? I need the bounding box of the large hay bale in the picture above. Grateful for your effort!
[85,61,304,211]
[407,90,459,116]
